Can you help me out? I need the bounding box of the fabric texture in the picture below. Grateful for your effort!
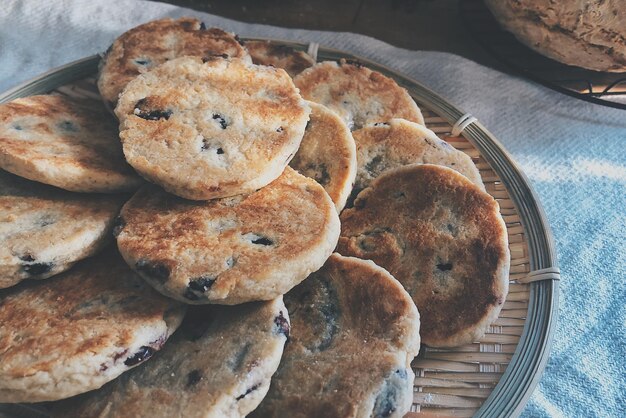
[0,1,624,416]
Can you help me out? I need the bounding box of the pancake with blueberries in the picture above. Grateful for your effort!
[338,164,509,347]
[115,56,310,200]
[350,118,484,203]
[115,167,339,305]
[0,95,142,193]
[294,59,424,130]
[98,17,249,107]
[52,298,289,418]
[252,253,420,418]
[0,249,185,402]
[289,101,356,212]
[0,169,128,289]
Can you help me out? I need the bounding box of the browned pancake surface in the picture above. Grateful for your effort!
[294,59,424,130]
[115,56,310,200]
[252,254,420,418]
[98,18,249,105]
[116,167,340,305]
[0,170,128,289]
[0,95,142,193]
[351,118,484,202]
[338,164,509,347]
[52,299,288,418]
[289,101,356,211]
[0,249,185,402]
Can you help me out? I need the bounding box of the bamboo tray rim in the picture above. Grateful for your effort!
[0,41,560,418]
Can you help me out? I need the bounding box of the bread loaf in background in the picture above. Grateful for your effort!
[484,0,626,73]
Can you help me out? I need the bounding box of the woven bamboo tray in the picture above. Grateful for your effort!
[0,41,560,418]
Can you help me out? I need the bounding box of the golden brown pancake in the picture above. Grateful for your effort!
[294,59,424,130]
[0,249,185,402]
[0,95,142,193]
[98,18,249,106]
[338,164,509,347]
[252,254,420,418]
[0,169,128,289]
[115,56,310,200]
[52,298,289,418]
[116,167,340,305]
[351,118,484,203]
[289,101,356,212]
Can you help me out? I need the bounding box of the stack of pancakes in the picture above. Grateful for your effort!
[0,18,510,418]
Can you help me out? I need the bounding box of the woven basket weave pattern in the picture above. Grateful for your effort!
[409,111,529,417]
[0,45,558,417]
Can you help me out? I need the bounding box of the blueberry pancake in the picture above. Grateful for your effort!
[116,167,339,305]
[252,254,420,418]
[0,169,127,289]
[52,298,289,418]
[115,56,310,200]
[294,59,424,130]
[98,17,249,107]
[244,40,316,77]
[351,118,484,202]
[0,249,185,402]
[0,95,142,193]
[289,101,356,212]
[338,164,509,347]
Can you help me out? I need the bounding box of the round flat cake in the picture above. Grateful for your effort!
[294,59,424,130]
[0,249,186,402]
[98,17,249,106]
[252,253,420,418]
[351,118,484,202]
[115,56,310,200]
[52,298,289,418]
[116,167,340,305]
[289,101,356,212]
[338,164,509,347]
[0,169,128,289]
[0,95,142,193]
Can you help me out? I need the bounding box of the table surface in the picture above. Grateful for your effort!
[161,0,626,109]
[160,0,506,70]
